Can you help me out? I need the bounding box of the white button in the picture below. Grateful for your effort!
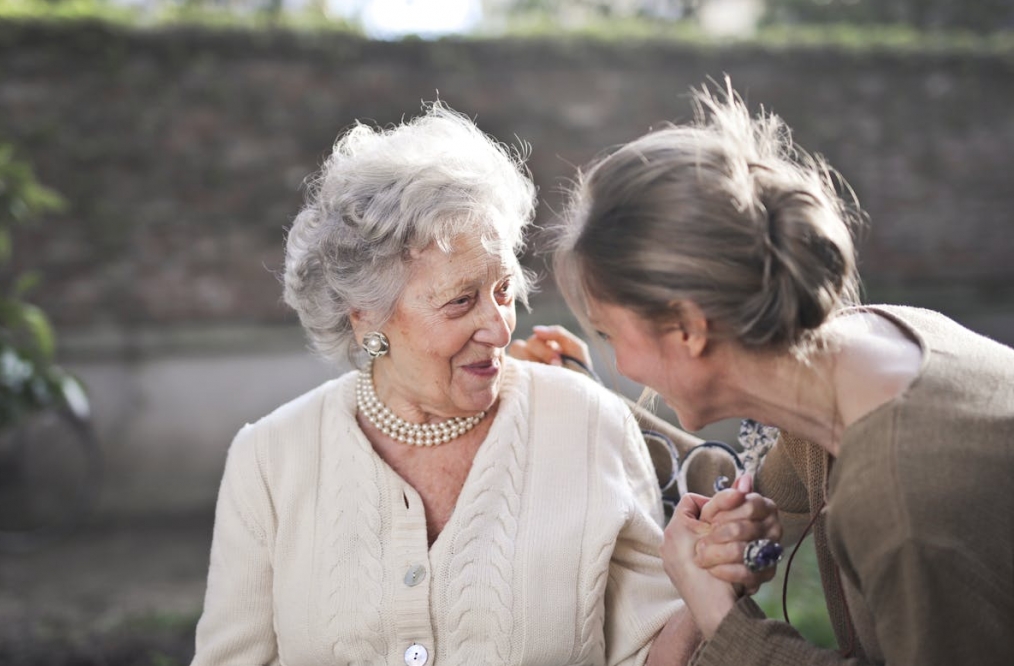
[404,564,427,587]
[404,643,428,666]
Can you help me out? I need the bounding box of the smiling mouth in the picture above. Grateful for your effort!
[463,357,500,371]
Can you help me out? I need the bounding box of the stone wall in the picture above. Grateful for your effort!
[2,20,1012,517]
[4,21,1014,336]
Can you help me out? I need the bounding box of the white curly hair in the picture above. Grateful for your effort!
[283,102,538,366]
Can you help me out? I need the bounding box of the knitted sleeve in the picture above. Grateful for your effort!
[754,433,815,546]
[690,597,870,666]
[603,407,686,666]
[191,425,280,666]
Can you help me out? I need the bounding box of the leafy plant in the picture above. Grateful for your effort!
[0,144,87,431]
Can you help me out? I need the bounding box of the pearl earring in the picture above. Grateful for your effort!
[362,331,390,358]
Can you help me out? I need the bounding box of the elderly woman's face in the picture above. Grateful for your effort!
[373,232,517,419]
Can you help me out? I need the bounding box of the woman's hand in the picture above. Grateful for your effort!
[510,324,593,369]
[661,493,740,640]
[661,475,783,639]
[693,474,783,595]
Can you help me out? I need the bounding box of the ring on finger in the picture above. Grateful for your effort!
[743,538,783,573]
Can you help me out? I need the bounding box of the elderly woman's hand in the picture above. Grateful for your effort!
[661,493,741,639]
[510,325,593,369]
[691,474,783,595]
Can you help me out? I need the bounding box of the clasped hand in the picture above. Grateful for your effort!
[661,474,782,639]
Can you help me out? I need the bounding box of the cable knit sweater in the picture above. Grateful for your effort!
[192,359,684,666]
[692,305,1014,666]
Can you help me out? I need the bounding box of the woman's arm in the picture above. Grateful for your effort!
[192,427,279,666]
[752,432,817,547]
[597,402,701,666]
[660,492,871,666]
[602,412,780,666]
[646,605,702,666]
[643,478,781,666]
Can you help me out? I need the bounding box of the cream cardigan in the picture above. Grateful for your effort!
[192,359,683,666]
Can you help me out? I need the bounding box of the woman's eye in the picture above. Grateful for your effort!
[595,330,611,342]
[496,280,514,301]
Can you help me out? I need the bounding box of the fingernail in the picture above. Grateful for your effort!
[550,357,563,366]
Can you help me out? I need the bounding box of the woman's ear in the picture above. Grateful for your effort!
[672,300,709,358]
[349,309,371,344]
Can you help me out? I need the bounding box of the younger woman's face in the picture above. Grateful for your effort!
[586,298,715,431]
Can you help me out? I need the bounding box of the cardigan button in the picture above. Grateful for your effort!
[404,564,427,587]
[404,643,428,666]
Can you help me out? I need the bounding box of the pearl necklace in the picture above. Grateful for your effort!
[356,363,486,446]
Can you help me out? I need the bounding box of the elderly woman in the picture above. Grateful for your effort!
[191,103,780,666]
[551,81,1014,665]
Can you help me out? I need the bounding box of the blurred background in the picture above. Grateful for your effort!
[1,0,1013,662]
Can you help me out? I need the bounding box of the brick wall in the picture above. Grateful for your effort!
[4,20,1014,340]
[4,21,1012,516]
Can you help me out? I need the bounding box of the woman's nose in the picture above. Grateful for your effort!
[473,300,514,347]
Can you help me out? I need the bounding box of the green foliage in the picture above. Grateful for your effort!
[1,0,1010,49]
[754,534,837,649]
[478,12,705,42]
[0,0,362,31]
[479,17,1014,57]
[0,0,138,22]
[485,0,1014,37]
[765,0,1014,34]
[750,22,1014,54]
[0,144,87,431]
